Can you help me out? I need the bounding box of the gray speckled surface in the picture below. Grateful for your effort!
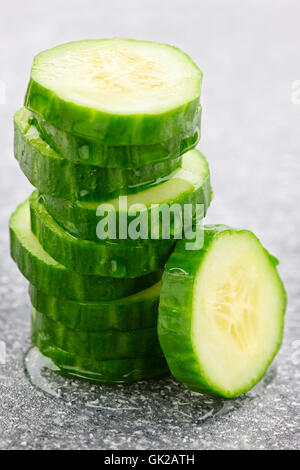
[0,0,299,450]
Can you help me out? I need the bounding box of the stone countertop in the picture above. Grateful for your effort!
[0,0,299,450]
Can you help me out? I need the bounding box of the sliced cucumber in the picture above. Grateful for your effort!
[14,107,182,201]
[32,338,168,384]
[35,111,200,168]
[10,200,162,301]
[32,309,162,360]
[29,281,160,332]
[42,149,212,241]
[158,225,286,398]
[25,39,202,145]
[30,191,175,278]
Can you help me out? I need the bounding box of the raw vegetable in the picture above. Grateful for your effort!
[10,200,162,301]
[32,308,163,360]
[31,337,168,384]
[42,149,212,241]
[30,191,175,278]
[158,225,286,398]
[25,39,202,145]
[14,107,182,201]
[35,110,201,168]
[29,281,161,332]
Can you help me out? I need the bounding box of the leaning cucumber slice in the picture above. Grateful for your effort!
[10,200,161,301]
[32,336,168,384]
[42,149,212,241]
[32,309,162,360]
[158,226,286,398]
[35,110,201,168]
[30,191,175,278]
[14,107,182,201]
[25,39,202,145]
[29,282,161,332]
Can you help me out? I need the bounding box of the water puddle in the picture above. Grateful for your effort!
[24,346,277,424]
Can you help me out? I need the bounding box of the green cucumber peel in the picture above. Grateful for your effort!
[32,308,163,361]
[25,39,202,145]
[10,199,162,301]
[32,334,168,384]
[42,149,212,242]
[14,107,182,201]
[29,281,161,332]
[158,225,286,398]
[30,191,175,278]
[35,110,201,168]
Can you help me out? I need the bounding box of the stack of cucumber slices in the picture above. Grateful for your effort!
[10,39,286,397]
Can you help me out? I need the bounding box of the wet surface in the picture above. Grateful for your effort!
[0,0,299,449]
[24,347,277,422]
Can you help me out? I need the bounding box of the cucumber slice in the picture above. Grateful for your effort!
[35,110,201,168]
[29,281,161,332]
[42,149,212,241]
[31,309,162,360]
[25,39,202,145]
[9,200,162,301]
[32,337,168,384]
[158,226,286,398]
[30,191,175,278]
[14,108,182,201]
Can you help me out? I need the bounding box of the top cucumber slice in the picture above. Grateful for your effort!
[9,199,161,301]
[158,225,286,398]
[14,107,182,202]
[42,149,212,241]
[25,39,202,145]
[35,111,201,168]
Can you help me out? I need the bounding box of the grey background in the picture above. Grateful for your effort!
[0,0,299,450]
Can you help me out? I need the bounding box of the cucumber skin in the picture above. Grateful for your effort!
[35,111,201,168]
[25,39,202,145]
[42,176,212,242]
[41,149,212,242]
[29,282,160,332]
[158,225,287,398]
[26,78,200,145]
[10,200,162,301]
[30,192,175,278]
[14,108,182,201]
[32,339,169,384]
[32,309,163,361]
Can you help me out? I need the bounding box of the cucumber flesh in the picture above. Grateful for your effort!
[35,111,201,168]
[32,338,168,384]
[14,107,182,201]
[42,149,212,241]
[29,282,161,332]
[158,226,286,398]
[32,308,163,360]
[25,39,202,145]
[10,200,162,301]
[30,191,175,278]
